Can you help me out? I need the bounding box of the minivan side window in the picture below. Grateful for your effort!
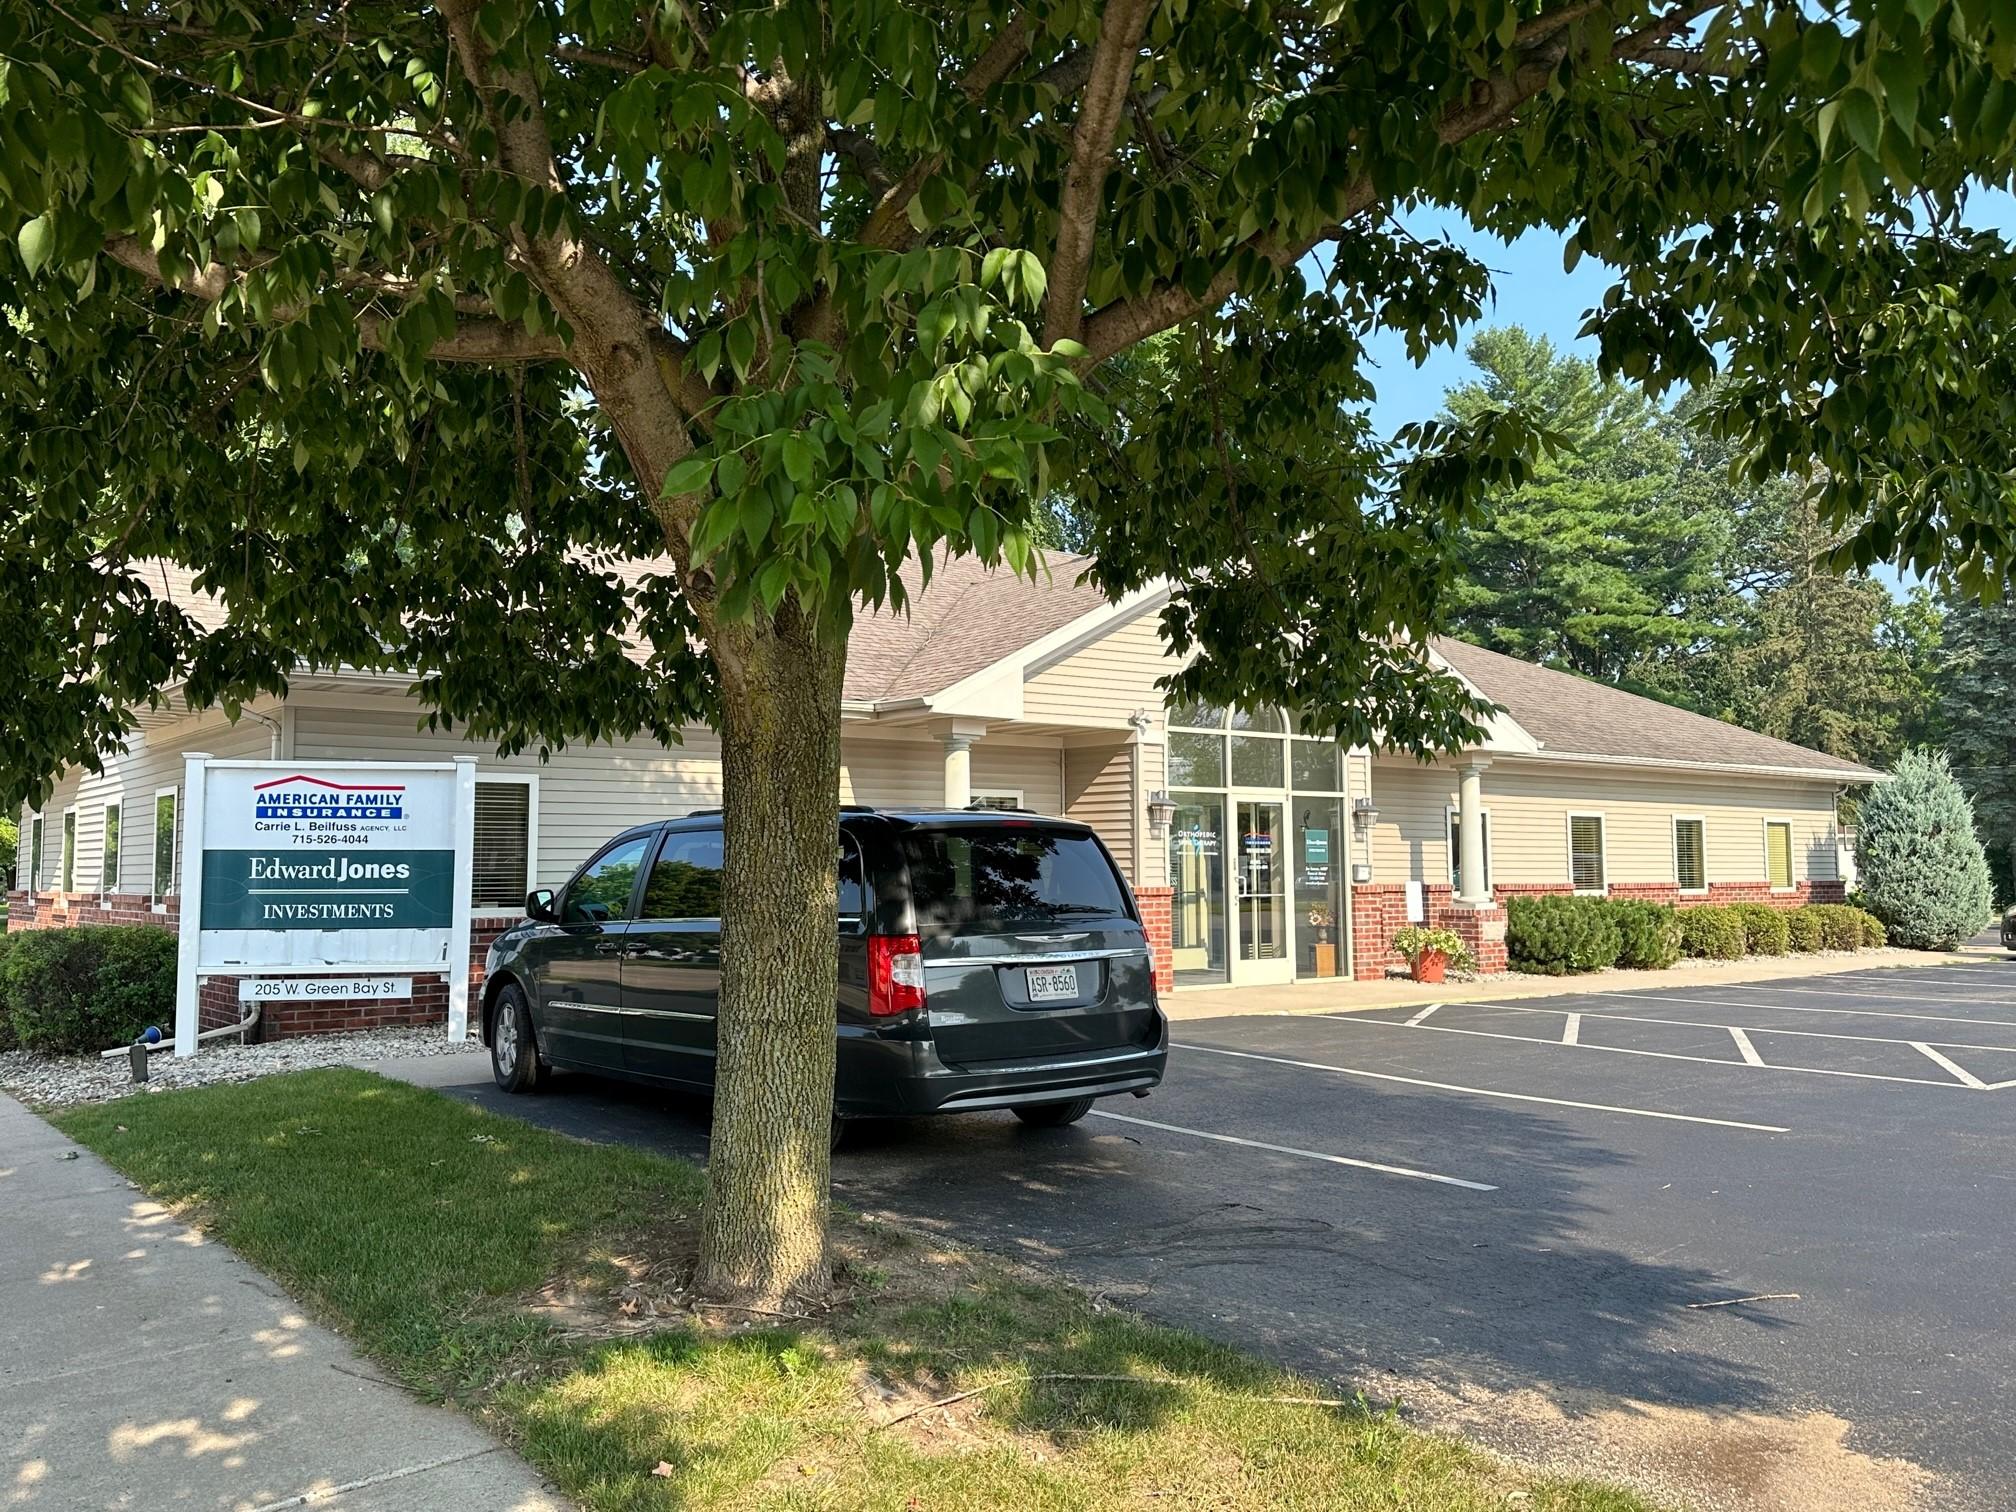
[642,829,725,919]
[838,837,866,920]
[562,835,651,924]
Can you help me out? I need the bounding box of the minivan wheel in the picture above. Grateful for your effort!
[1013,1096,1095,1128]
[491,983,542,1094]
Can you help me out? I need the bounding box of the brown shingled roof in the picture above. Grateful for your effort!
[138,552,1114,705]
[844,551,1112,702]
[1432,636,1882,780]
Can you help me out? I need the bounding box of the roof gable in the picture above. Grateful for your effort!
[1432,637,1882,780]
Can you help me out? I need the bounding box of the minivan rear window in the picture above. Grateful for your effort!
[902,826,1131,933]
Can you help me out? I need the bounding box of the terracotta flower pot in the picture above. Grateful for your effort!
[1411,949,1448,984]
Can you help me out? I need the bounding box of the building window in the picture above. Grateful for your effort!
[1447,809,1492,894]
[1569,813,1606,893]
[153,788,178,905]
[1674,817,1707,893]
[101,801,122,900]
[970,791,1024,812]
[1765,820,1795,890]
[472,779,537,910]
[61,808,77,892]
[28,812,44,892]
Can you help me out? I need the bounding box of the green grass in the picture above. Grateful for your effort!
[54,1070,1660,1511]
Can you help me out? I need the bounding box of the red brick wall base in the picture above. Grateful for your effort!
[1348,878,1849,980]
[5,892,506,1042]
[1136,886,1175,994]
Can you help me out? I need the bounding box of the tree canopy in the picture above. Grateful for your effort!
[6,0,2016,1303]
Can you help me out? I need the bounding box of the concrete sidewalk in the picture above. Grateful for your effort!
[0,1095,569,1512]
[1162,945,1995,1021]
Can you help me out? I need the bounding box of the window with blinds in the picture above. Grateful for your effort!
[472,781,533,909]
[1765,821,1794,889]
[1569,815,1605,892]
[153,790,177,902]
[1674,818,1706,892]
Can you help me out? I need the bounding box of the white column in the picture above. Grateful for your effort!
[942,734,975,809]
[447,757,477,1042]
[1456,758,1490,905]
[173,752,212,1058]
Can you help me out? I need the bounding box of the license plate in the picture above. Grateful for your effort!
[1024,964,1080,1003]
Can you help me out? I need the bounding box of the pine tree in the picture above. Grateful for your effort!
[1938,593,2016,901]
[1855,750,1994,950]
[1442,329,1728,684]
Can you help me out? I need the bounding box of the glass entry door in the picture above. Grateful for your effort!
[1294,797,1347,978]
[1234,799,1294,984]
[1168,795,1228,985]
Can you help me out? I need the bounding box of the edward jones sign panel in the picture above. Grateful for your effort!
[198,770,458,932]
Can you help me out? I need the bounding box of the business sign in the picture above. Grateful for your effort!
[176,757,477,1055]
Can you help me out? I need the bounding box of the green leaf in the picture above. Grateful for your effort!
[1840,89,1883,158]
[17,215,52,276]
[661,456,717,499]
[781,434,815,487]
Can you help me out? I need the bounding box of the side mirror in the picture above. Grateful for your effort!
[526,888,557,922]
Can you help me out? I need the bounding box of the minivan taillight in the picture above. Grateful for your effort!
[868,933,927,1017]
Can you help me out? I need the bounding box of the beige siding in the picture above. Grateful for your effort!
[1064,743,1134,879]
[21,717,268,897]
[1368,756,1842,890]
[294,703,723,894]
[1138,740,1167,890]
[297,708,1063,896]
[1022,605,1178,725]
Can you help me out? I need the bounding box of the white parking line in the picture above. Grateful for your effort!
[1913,1043,1989,1090]
[1424,997,2016,1057]
[1579,990,2016,1032]
[1089,1109,1498,1191]
[1406,1002,1442,1026]
[1309,1013,1976,1090]
[1172,1041,1790,1132]
[1734,981,2013,1005]
[1562,1013,1581,1046]
[1728,1027,1765,1067]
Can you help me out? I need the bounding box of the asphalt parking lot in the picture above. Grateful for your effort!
[386,958,2016,1510]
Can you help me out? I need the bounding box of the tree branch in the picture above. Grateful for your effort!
[101,235,572,363]
[1078,0,1714,366]
[1044,0,1158,347]
[859,14,1032,251]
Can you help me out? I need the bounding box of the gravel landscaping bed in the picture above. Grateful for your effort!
[0,1028,484,1109]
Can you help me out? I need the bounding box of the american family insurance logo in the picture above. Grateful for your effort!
[252,774,407,821]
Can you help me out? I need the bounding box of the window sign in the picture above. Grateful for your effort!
[175,755,477,1055]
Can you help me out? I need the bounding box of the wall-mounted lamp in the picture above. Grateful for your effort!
[1146,789,1178,834]
[1351,797,1379,837]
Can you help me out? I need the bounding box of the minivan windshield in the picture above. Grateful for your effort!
[903,825,1131,933]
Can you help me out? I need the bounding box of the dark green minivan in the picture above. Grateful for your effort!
[478,807,1168,1130]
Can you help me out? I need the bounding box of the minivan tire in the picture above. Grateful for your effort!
[1013,1096,1095,1128]
[491,982,542,1094]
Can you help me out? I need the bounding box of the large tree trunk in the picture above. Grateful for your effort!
[697,600,848,1305]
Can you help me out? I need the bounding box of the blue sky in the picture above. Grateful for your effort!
[1352,190,2016,594]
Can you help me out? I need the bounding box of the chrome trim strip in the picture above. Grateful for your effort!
[558,1001,711,1021]
[930,947,1148,967]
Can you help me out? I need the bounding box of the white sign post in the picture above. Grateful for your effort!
[174,755,477,1056]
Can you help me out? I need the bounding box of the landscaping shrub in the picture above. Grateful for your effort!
[1786,907,1825,953]
[0,932,16,1051]
[1857,909,1887,948]
[1506,895,1622,975]
[1731,902,1790,956]
[1602,900,1681,969]
[1855,748,1994,949]
[0,926,177,1055]
[1809,904,1866,952]
[1678,905,1747,960]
